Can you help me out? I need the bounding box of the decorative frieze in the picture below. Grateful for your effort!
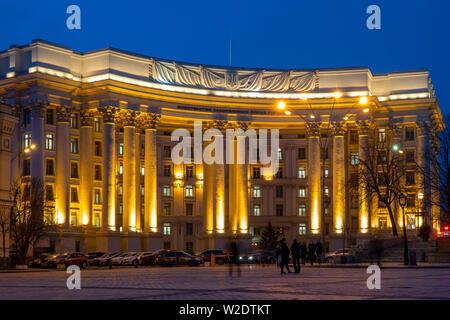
[307,122,320,137]
[98,106,118,123]
[331,121,346,136]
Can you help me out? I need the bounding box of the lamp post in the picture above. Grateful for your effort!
[398,193,408,265]
[277,94,369,260]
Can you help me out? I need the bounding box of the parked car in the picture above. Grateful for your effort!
[111,253,135,265]
[58,252,88,269]
[45,254,68,268]
[86,252,106,265]
[199,250,230,264]
[325,248,352,264]
[29,253,51,268]
[122,252,141,266]
[136,251,154,265]
[139,249,171,265]
[156,251,203,267]
[92,252,119,266]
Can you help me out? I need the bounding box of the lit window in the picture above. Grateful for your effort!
[119,163,123,175]
[94,117,101,132]
[298,167,306,179]
[299,187,306,198]
[163,223,171,235]
[141,164,145,176]
[141,185,145,196]
[70,187,79,203]
[298,223,306,235]
[45,133,54,150]
[253,204,261,216]
[119,184,123,195]
[119,143,124,155]
[94,189,101,204]
[277,148,283,160]
[378,128,386,142]
[163,185,171,197]
[70,113,78,129]
[70,213,77,226]
[185,185,194,197]
[298,204,306,216]
[253,186,261,198]
[324,186,329,197]
[23,133,31,149]
[351,152,359,165]
[70,137,79,154]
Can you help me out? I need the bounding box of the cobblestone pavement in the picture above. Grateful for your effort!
[0,264,449,300]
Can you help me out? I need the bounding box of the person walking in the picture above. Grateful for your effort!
[290,238,301,274]
[228,239,241,277]
[308,241,316,266]
[316,240,323,265]
[300,242,307,265]
[279,238,292,274]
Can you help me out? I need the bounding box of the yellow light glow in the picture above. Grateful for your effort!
[333,92,342,99]
[299,94,308,101]
[285,110,292,115]
[343,116,349,120]
[217,198,224,233]
[198,173,203,180]
[30,144,36,150]
[57,210,64,224]
[175,172,183,179]
[359,96,368,105]
[277,101,286,110]
[82,212,89,225]
[363,108,369,113]
[417,192,424,200]
[311,198,319,233]
[130,209,136,229]
[24,148,30,153]
[310,114,315,119]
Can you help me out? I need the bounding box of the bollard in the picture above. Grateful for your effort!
[211,254,215,267]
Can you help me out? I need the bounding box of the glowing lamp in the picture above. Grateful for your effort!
[363,108,369,113]
[332,92,342,99]
[417,192,424,200]
[359,96,368,105]
[285,110,292,115]
[175,172,183,179]
[277,101,286,110]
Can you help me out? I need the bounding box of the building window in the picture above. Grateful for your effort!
[253,186,261,198]
[45,185,54,201]
[298,167,306,179]
[46,109,55,125]
[45,133,54,150]
[23,132,31,149]
[378,150,387,164]
[141,185,145,196]
[22,159,31,176]
[185,166,194,178]
[351,195,359,208]
[298,147,306,160]
[406,150,415,163]
[350,130,358,145]
[94,141,102,156]
[275,168,283,179]
[298,223,306,235]
[70,113,78,129]
[186,242,193,252]
[46,159,55,176]
[23,109,31,125]
[253,204,261,216]
[351,152,359,165]
[378,128,386,143]
[70,162,79,179]
[407,195,416,208]
[70,187,79,203]
[252,167,261,179]
[163,145,171,158]
[323,168,329,178]
[276,204,283,216]
[321,147,328,159]
[119,184,123,195]
[406,172,415,186]
[141,164,145,176]
[163,223,171,235]
[94,117,101,132]
[94,213,100,228]
[185,185,194,197]
[70,213,77,227]
[163,165,172,177]
[163,203,171,216]
[277,148,283,160]
[163,185,171,197]
[324,186,329,197]
[276,186,283,198]
[405,127,415,141]
[298,204,306,216]
[118,143,124,155]
[94,165,102,180]
[186,223,193,235]
[186,203,194,216]
[70,137,79,154]
[94,189,101,204]
[299,187,306,198]
[119,202,123,214]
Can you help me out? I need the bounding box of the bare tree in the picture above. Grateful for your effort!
[357,135,407,237]
[10,178,50,264]
[0,208,9,257]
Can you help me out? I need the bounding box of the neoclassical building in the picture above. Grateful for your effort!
[0,40,443,254]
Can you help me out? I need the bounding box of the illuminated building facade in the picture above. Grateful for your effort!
[0,40,443,253]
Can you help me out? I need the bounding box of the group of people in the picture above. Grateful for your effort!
[276,238,324,274]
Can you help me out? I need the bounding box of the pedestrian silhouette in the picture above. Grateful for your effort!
[290,238,301,274]
[300,242,307,265]
[228,238,241,277]
[279,238,292,274]
[308,241,316,266]
[316,240,323,264]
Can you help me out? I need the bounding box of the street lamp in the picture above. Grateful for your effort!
[398,193,409,265]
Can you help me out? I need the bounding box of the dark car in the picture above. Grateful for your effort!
[29,253,51,268]
[156,251,203,267]
[199,250,230,265]
[58,252,88,269]
[136,251,154,265]
[86,252,106,265]
[93,252,120,266]
[45,254,67,268]
[139,249,171,265]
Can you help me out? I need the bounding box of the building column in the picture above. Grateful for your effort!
[236,121,249,234]
[417,121,432,227]
[56,106,71,228]
[30,101,45,185]
[121,110,138,232]
[390,123,403,230]
[80,111,93,227]
[99,106,117,230]
[332,121,346,234]
[308,122,321,235]
[142,113,160,233]
[212,120,227,234]
[358,120,370,234]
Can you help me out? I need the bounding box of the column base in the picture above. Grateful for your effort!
[202,232,230,251]
[330,233,347,252]
[144,232,163,251]
[83,228,98,252]
[120,231,142,252]
[96,231,121,252]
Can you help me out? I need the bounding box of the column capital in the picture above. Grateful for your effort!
[118,110,140,127]
[389,121,403,138]
[30,99,48,118]
[80,110,95,127]
[356,120,373,135]
[139,112,161,130]
[417,120,431,136]
[307,121,320,137]
[236,121,251,131]
[98,106,118,123]
[210,119,229,133]
[56,106,72,123]
[331,121,346,136]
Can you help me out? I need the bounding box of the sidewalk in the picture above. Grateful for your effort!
[306,262,450,269]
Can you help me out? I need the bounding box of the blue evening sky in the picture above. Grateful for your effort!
[1,0,449,113]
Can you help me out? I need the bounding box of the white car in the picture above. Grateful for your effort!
[122,252,140,265]
[324,248,352,264]
[111,253,134,265]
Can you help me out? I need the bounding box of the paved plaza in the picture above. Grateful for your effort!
[0,265,449,300]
